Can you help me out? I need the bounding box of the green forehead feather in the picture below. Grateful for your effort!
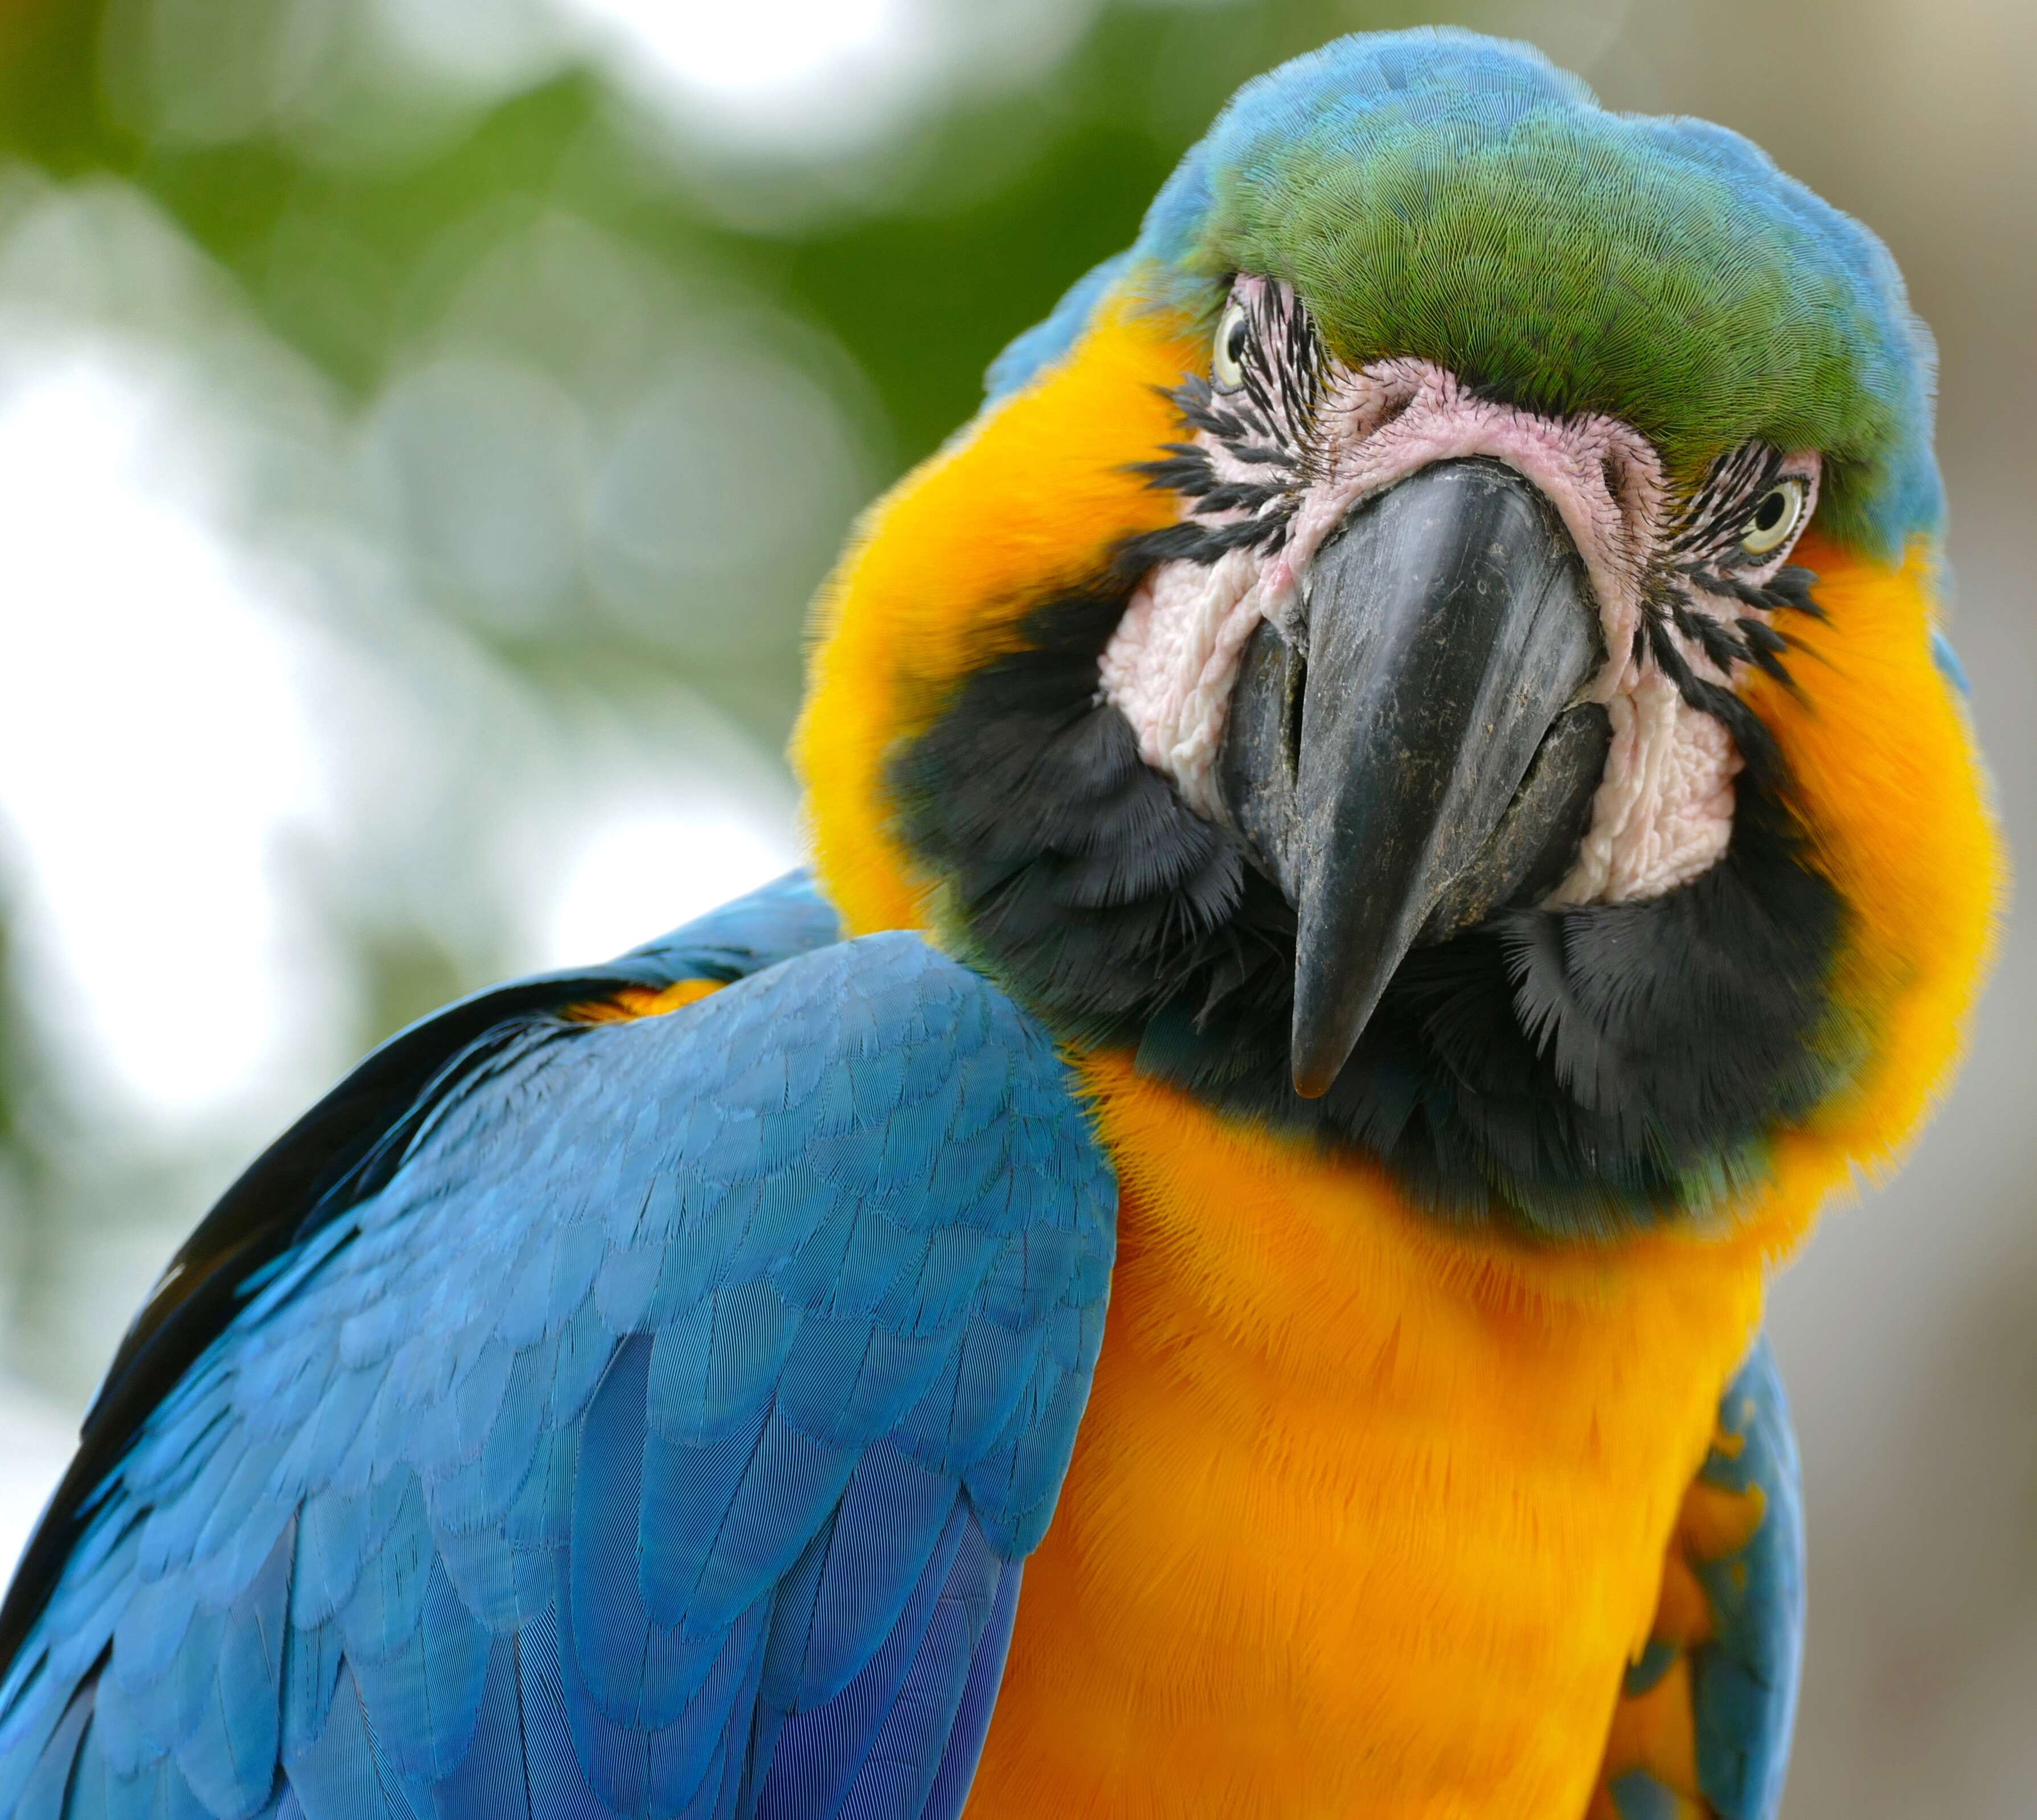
[1209,111,1878,477]
[993,30,1940,559]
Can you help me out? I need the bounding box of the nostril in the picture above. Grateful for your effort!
[1371,390,1414,437]
[1283,644,1308,786]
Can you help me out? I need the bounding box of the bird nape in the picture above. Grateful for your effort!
[0,26,2002,1820]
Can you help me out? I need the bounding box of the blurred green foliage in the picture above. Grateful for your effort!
[0,0,1394,557]
[0,0,1432,1391]
[0,0,1385,462]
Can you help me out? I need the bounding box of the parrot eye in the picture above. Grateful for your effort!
[1211,298,1251,391]
[1740,477,1807,558]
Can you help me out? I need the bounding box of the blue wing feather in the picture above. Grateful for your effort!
[1607,1335,1805,1820]
[0,875,1117,1820]
[1690,1339,1804,1820]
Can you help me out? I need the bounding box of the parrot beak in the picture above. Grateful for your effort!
[1218,458,1611,1099]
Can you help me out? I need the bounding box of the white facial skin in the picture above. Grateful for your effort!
[1100,276,1821,907]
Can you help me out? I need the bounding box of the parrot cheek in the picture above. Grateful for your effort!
[1215,458,1609,1097]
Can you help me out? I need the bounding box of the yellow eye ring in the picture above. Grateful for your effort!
[1741,477,1808,557]
[1211,298,1249,391]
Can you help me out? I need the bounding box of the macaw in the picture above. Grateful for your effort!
[0,26,2001,1820]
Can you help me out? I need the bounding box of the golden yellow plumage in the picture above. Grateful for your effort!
[0,31,2005,1820]
[973,1053,1775,1816]
[792,297,2003,1815]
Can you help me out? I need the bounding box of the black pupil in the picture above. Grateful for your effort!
[1226,319,1249,364]
[1755,490,1788,531]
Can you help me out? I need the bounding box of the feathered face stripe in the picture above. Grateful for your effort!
[1107,276,1825,907]
[874,286,1853,1233]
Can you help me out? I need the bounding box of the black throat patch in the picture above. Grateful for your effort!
[888,544,1852,1237]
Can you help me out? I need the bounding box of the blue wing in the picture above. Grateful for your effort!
[1600,1336,1805,1820]
[1930,626,1972,699]
[0,874,1117,1820]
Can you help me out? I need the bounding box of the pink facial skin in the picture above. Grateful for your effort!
[1100,280,1820,907]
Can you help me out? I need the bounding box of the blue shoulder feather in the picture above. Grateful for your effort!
[1607,1337,1804,1820]
[0,875,1117,1820]
[1689,1340,1804,1820]
[983,252,1132,401]
[1931,627,1972,699]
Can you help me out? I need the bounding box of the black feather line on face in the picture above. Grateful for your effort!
[890,536,1853,1237]
[1672,442,1784,557]
[1152,292,1818,747]
[891,300,1851,1232]
[1125,281,1329,560]
[1645,445,1826,735]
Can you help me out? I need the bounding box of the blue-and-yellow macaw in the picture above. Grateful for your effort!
[0,27,2002,1820]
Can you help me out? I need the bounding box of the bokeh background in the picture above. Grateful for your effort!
[0,0,2026,1810]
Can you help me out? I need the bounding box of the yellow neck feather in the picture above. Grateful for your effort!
[789,296,2003,1818]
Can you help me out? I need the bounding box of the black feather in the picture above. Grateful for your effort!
[891,556,1850,1239]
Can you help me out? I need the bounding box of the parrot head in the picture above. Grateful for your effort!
[796,29,2002,1236]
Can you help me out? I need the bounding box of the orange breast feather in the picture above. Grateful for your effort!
[793,307,2003,1818]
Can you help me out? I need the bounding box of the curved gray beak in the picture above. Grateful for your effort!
[1218,458,1610,1098]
